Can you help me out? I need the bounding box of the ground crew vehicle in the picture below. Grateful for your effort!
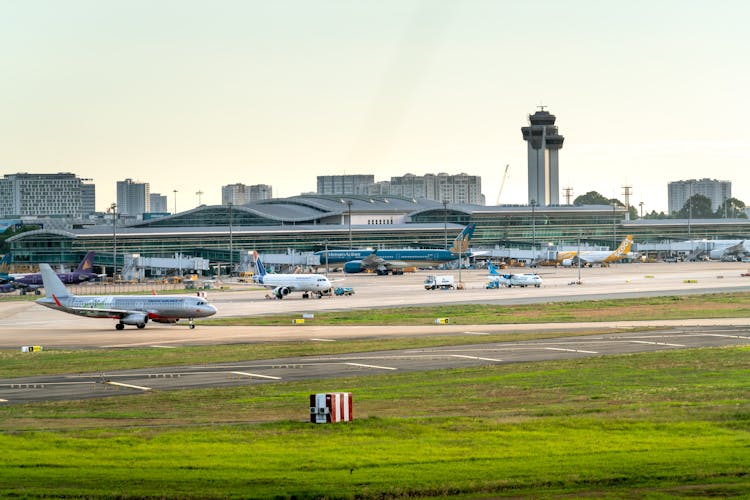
[424,275,455,290]
[334,287,355,296]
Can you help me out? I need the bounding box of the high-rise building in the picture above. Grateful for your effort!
[317,175,374,196]
[116,178,150,218]
[668,178,731,214]
[149,193,168,213]
[0,172,93,218]
[80,181,96,216]
[388,173,484,205]
[521,108,564,206]
[221,183,273,205]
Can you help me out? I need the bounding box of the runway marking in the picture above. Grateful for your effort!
[700,333,750,340]
[105,381,152,391]
[629,340,686,347]
[450,354,503,362]
[0,399,7,402]
[545,347,599,354]
[345,362,397,371]
[310,338,336,342]
[150,345,177,349]
[463,331,490,335]
[230,371,282,380]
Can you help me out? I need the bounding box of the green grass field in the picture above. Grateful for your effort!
[203,291,750,326]
[1,347,749,498]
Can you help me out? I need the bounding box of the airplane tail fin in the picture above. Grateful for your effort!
[449,224,476,254]
[253,251,267,278]
[613,235,633,257]
[74,251,96,274]
[487,262,499,275]
[39,263,73,299]
[0,253,11,271]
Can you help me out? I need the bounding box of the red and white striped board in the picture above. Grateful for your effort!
[309,392,353,423]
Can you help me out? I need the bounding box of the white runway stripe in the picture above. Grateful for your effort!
[230,371,282,380]
[344,362,397,370]
[629,340,685,347]
[105,381,152,391]
[545,347,599,354]
[450,354,502,362]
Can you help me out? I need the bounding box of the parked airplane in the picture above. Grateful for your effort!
[6,252,101,294]
[315,224,477,275]
[36,264,216,330]
[487,263,543,287]
[708,240,748,261]
[253,250,333,299]
[556,235,633,267]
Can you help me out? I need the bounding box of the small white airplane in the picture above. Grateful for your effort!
[487,263,543,287]
[36,264,217,330]
[253,251,333,299]
[708,240,748,261]
[556,235,633,267]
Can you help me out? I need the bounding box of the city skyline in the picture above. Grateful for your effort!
[2,1,748,214]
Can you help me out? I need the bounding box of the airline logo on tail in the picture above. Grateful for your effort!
[253,250,267,281]
[605,235,633,262]
[449,224,476,254]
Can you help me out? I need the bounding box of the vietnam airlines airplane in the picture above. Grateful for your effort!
[556,235,634,267]
[316,224,476,275]
[36,264,217,330]
[253,251,333,299]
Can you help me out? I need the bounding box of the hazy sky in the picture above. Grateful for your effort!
[2,0,748,213]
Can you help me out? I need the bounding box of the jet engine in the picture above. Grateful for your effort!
[562,259,574,267]
[120,312,148,327]
[343,261,364,273]
[273,286,292,299]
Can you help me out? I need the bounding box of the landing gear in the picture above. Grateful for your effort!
[316,291,323,299]
[137,323,146,329]
[189,318,195,329]
[115,323,125,330]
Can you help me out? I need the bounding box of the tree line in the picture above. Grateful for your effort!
[573,191,747,219]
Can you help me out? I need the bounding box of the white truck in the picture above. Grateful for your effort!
[424,275,455,290]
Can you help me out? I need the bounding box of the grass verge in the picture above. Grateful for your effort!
[203,291,750,326]
[1,347,748,498]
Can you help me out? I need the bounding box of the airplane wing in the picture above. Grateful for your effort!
[359,253,388,272]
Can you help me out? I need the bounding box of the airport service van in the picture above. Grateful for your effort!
[424,275,455,290]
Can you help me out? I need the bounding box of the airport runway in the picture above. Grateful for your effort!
[2,326,749,404]
[1,262,750,405]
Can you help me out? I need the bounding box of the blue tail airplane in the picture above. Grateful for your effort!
[315,224,476,275]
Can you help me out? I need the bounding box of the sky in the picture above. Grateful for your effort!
[1,0,749,214]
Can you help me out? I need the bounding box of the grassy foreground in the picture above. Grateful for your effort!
[1,347,749,498]
[204,291,750,326]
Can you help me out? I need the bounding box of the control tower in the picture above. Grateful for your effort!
[521,108,564,206]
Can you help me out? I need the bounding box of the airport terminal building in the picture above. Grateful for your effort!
[7,194,750,272]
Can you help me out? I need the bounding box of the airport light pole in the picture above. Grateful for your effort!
[108,203,117,279]
[612,201,618,248]
[530,199,537,265]
[228,202,233,277]
[173,189,178,214]
[346,200,353,251]
[442,199,448,250]
[577,233,582,283]
[324,239,329,275]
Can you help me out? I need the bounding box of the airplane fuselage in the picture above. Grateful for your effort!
[37,295,217,321]
[253,273,331,293]
[316,249,461,267]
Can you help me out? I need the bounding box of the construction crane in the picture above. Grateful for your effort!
[496,164,509,205]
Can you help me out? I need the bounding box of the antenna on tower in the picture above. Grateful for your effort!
[622,185,632,221]
[563,186,573,205]
[195,190,204,205]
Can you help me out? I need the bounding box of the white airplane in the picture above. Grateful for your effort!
[487,263,543,287]
[36,263,217,330]
[708,240,748,261]
[253,251,333,299]
[556,235,634,267]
